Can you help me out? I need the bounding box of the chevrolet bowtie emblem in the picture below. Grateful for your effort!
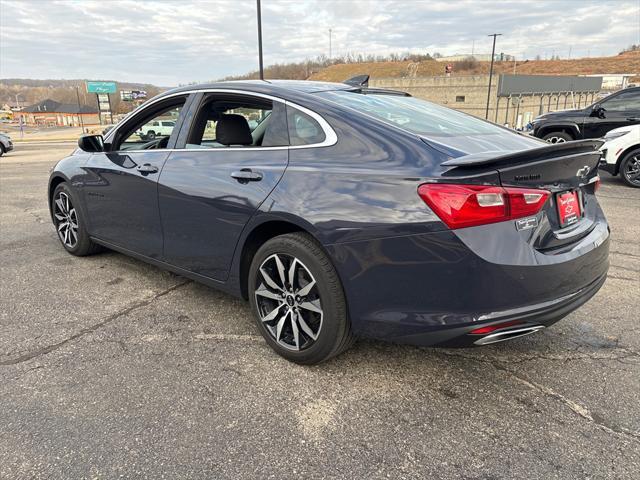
[576,166,590,178]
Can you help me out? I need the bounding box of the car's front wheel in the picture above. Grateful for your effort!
[52,183,102,256]
[0,144,5,157]
[248,232,353,364]
[542,131,573,143]
[620,148,640,188]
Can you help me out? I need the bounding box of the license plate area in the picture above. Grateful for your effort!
[556,190,582,227]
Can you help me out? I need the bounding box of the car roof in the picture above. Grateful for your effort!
[161,79,354,98]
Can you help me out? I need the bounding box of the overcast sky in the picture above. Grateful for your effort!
[1,0,639,86]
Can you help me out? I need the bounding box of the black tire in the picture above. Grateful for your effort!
[0,144,5,157]
[147,131,156,140]
[51,183,102,256]
[619,148,640,188]
[248,232,354,364]
[542,131,573,143]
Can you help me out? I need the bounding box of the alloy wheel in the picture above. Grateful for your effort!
[545,136,567,144]
[623,155,640,186]
[254,253,323,351]
[53,191,79,248]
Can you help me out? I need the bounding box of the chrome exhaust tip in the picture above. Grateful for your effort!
[473,325,545,346]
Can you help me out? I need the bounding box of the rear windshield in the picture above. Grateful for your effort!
[318,90,507,137]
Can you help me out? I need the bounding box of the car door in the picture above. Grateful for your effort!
[82,94,192,258]
[583,89,640,138]
[157,91,290,281]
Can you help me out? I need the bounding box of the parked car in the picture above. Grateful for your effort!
[137,119,176,140]
[599,124,640,187]
[0,132,14,156]
[48,80,609,364]
[532,86,640,143]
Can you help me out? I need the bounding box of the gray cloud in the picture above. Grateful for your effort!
[1,0,638,85]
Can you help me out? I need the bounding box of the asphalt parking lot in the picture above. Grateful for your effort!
[1,142,639,479]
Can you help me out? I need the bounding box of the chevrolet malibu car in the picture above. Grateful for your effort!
[599,124,640,187]
[48,80,610,364]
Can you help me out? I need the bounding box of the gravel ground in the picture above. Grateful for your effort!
[1,143,639,479]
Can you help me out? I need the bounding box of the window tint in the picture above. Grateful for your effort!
[286,106,326,145]
[319,90,507,137]
[186,95,288,148]
[116,102,184,151]
[600,91,640,111]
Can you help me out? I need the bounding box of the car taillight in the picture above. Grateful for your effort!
[417,183,550,229]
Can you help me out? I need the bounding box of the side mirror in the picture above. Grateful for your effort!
[78,134,105,152]
[591,105,606,119]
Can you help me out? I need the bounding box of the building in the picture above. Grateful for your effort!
[584,74,637,91]
[19,99,99,127]
[435,53,515,62]
[370,74,601,128]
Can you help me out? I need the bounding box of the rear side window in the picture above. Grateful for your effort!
[286,106,326,146]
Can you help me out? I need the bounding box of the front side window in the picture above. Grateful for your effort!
[114,99,186,151]
[318,90,507,137]
[186,95,288,148]
[599,91,640,112]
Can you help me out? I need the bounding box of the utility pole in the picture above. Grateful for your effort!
[329,28,332,60]
[485,33,502,120]
[75,86,85,131]
[256,0,264,80]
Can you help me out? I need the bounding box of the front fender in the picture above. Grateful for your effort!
[536,121,581,139]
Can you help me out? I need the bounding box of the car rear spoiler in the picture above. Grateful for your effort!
[440,139,603,168]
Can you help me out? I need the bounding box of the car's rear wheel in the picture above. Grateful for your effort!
[248,232,353,364]
[542,131,572,143]
[147,131,156,140]
[52,183,101,256]
[620,149,640,188]
[0,144,5,157]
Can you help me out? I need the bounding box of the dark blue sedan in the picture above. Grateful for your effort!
[48,80,609,364]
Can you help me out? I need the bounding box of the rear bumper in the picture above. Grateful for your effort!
[392,272,606,347]
[326,217,609,347]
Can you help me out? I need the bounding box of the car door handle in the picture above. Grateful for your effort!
[137,163,159,175]
[231,169,263,182]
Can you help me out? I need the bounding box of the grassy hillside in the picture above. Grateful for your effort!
[309,51,640,82]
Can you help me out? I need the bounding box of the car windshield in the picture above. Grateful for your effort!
[318,90,507,137]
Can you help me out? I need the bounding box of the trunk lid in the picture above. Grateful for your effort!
[439,140,604,251]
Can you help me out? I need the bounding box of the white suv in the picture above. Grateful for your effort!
[600,125,640,188]
[138,120,176,140]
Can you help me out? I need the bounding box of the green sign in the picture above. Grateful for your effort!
[86,81,117,94]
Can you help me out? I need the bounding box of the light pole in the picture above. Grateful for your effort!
[75,86,85,131]
[329,28,332,60]
[485,33,502,120]
[256,0,264,80]
[15,94,22,110]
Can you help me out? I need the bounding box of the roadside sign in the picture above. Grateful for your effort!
[86,81,117,94]
[120,90,147,101]
[97,94,111,112]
